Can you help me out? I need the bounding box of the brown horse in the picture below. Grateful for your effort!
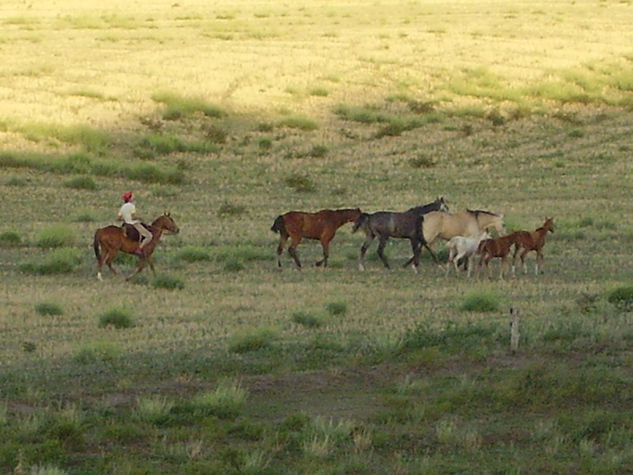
[271,208,361,269]
[512,217,554,275]
[93,212,180,281]
[476,232,520,280]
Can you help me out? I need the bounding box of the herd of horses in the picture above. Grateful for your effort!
[270,197,554,280]
[91,198,554,281]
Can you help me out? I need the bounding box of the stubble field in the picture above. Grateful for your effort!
[1,1,633,473]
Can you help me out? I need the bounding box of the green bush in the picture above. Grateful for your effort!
[217,201,246,217]
[20,248,82,275]
[228,327,276,353]
[36,224,76,248]
[0,231,21,247]
[292,312,324,328]
[607,286,633,310]
[64,175,96,190]
[460,291,501,312]
[151,275,185,290]
[188,379,247,419]
[279,115,318,131]
[283,173,316,193]
[35,302,64,316]
[177,247,211,263]
[98,308,134,329]
[73,342,123,364]
[326,301,347,316]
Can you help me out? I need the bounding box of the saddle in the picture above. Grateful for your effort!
[122,223,151,243]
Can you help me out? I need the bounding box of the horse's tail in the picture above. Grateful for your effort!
[270,215,286,234]
[415,214,427,247]
[351,213,369,234]
[93,229,102,260]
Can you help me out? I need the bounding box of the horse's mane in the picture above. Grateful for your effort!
[466,209,499,217]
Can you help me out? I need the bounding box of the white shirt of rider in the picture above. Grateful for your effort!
[118,202,138,224]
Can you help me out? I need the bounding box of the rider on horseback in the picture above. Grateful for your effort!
[118,192,152,257]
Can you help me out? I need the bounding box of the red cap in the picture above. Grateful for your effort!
[122,192,133,202]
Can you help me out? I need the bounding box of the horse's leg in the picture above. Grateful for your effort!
[535,249,543,275]
[147,255,156,277]
[288,235,302,270]
[511,245,520,276]
[500,256,507,280]
[409,238,419,274]
[520,249,530,274]
[316,232,334,267]
[126,257,147,281]
[359,233,374,271]
[276,234,288,268]
[377,236,390,269]
[445,247,455,277]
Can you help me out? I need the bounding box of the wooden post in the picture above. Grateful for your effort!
[510,307,520,354]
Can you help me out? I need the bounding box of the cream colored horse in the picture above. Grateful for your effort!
[419,209,506,267]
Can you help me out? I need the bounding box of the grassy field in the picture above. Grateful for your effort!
[2,0,633,473]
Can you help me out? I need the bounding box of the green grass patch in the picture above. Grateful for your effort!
[292,312,324,328]
[185,379,247,419]
[325,301,347,316]
[35,302,64,316]
[283,173,316,192]
[228,327,277,353]
[607,286,633,311]
[0,231,21,247]
[279,115,318,131]
[0,151,185,184]
[64,175,97,190]
[460,290,501,312]
[98,308,135,329]
[176,246,211,263]
[20,248,82,275]
[151,91,226,119]
[151,274,185,290]
[36,224,76,248]
[73,341,123,364]
[217,201,247,217]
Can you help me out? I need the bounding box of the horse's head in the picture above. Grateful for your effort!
[436,196,449,213]
[152,212,180,234]
[542,217,554,234]
[351,212,369,233]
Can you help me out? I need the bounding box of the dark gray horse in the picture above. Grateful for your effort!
[352,197,448,272]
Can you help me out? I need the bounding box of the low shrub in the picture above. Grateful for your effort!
[0,231,21,247]
[177,247,211,263]
[36,224,76,248]
[20,248,82,275]
[188,379,247,419]
[35,302,64,316]
[98,308,134,329]
[228,327,276,353]
[283,174,316,193]
[64,176,96,190]
[217,201,246,217]
[292,312,324,328]
[73,342,123,364]
[279,115,318,131]
[151,274,185,290]
[325,301,347,316]
[460,291,501,312]
[309,144,328,158]
[607,286,633,310]
[136,396,174,423]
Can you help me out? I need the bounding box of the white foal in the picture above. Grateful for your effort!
[445,231,491,277]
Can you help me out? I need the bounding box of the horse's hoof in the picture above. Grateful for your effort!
[97,272,103,281]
